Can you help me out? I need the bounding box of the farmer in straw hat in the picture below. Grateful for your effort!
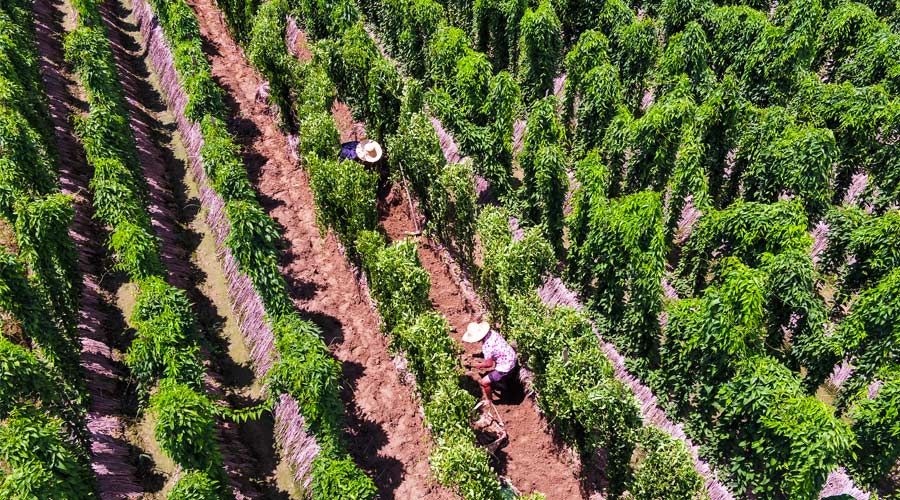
[355,139,383,164]
[464,321,517,402]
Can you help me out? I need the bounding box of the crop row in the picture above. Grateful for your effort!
[132,0,379,496]
[60,0,248,496]
[0,0,94,496]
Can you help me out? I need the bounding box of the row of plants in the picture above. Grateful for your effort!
[0,0,83,384]
[218,1,519,496]
[476,205,706,499]
[136,0,377,496]
[297,96,515,498]
[249,0,504,249]
[0,1,95,496]
[0,248,94,497]
[356,232,515,500]
[62,0,238,496]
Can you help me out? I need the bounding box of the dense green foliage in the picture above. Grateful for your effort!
[167,470,221,500]
[0,5,81,348]
[714,357,854,499]
[516,1,561,102]
[847,367,900,486]
[388,111,478,256]
[216,0,261,43]
[125,277,205,398]
[506,295,642,494]
[151,380,226,484]
[477,206,554,325]
[627,427,704,500]
[0,2,93,495]
[568,191,665,364]
[0,406,95,499]
[519,96,567,254]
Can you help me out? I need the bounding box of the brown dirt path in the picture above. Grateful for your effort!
[183,0,455,498]
[33,0,144,497]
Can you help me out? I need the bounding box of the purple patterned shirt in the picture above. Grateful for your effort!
[482,330,517,373]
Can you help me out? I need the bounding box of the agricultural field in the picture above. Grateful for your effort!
[0,0,898,497]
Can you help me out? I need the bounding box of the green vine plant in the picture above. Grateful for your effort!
[566,190,666,368]
[516,0,561,103]
[519,95,567,255]
[388,110,478,258]
[473,0,525,72]
[830,268,900,410]
[846,366,900,489]
[562,29,610,129]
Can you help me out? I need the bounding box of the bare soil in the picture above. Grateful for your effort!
[184,0,455,498]
[33,0,144,497]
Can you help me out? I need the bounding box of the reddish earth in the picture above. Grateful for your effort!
[34,0,144,497]
[184,0,455,498]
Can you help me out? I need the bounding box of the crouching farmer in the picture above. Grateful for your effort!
[463,321,517,402]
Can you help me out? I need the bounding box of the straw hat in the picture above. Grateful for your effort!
[356,140,383,163]
[463,321,491,343]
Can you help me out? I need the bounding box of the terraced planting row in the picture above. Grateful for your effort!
[30,0,290,496]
